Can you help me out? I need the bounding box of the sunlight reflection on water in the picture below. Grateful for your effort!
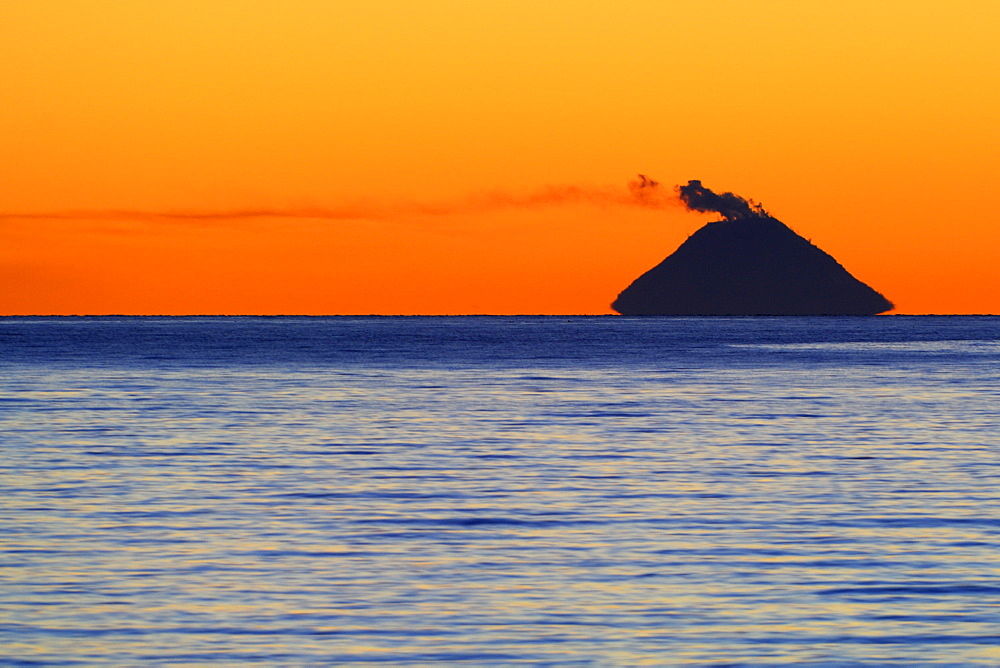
[1,317,999,664]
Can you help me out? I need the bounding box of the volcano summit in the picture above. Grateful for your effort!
[611,180,893,316]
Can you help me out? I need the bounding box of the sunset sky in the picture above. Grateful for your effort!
[2,1,998,315]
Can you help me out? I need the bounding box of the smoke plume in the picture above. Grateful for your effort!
[0,178,675,225]
[1,179,777,226]
[626,174,673,207]
[677,180,768,221]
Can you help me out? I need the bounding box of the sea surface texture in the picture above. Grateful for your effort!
[1,316,998,665]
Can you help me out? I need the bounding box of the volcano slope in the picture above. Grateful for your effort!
[611,214,893,316]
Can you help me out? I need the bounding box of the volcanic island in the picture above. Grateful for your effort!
[611,180,893,316]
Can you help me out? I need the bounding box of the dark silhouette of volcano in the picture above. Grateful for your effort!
[612,181,892,315]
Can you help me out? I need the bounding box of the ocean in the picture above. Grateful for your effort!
[1,316,998,665]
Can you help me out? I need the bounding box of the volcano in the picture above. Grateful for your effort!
[611,207,892,316]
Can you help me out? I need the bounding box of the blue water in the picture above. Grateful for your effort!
[1,316,998,665]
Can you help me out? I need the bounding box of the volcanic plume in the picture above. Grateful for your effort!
[612,180,893,315]
[677,179,768,221]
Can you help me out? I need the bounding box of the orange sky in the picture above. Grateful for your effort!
[2,1,998,315]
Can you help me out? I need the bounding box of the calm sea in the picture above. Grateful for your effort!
[1,316,998,665]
